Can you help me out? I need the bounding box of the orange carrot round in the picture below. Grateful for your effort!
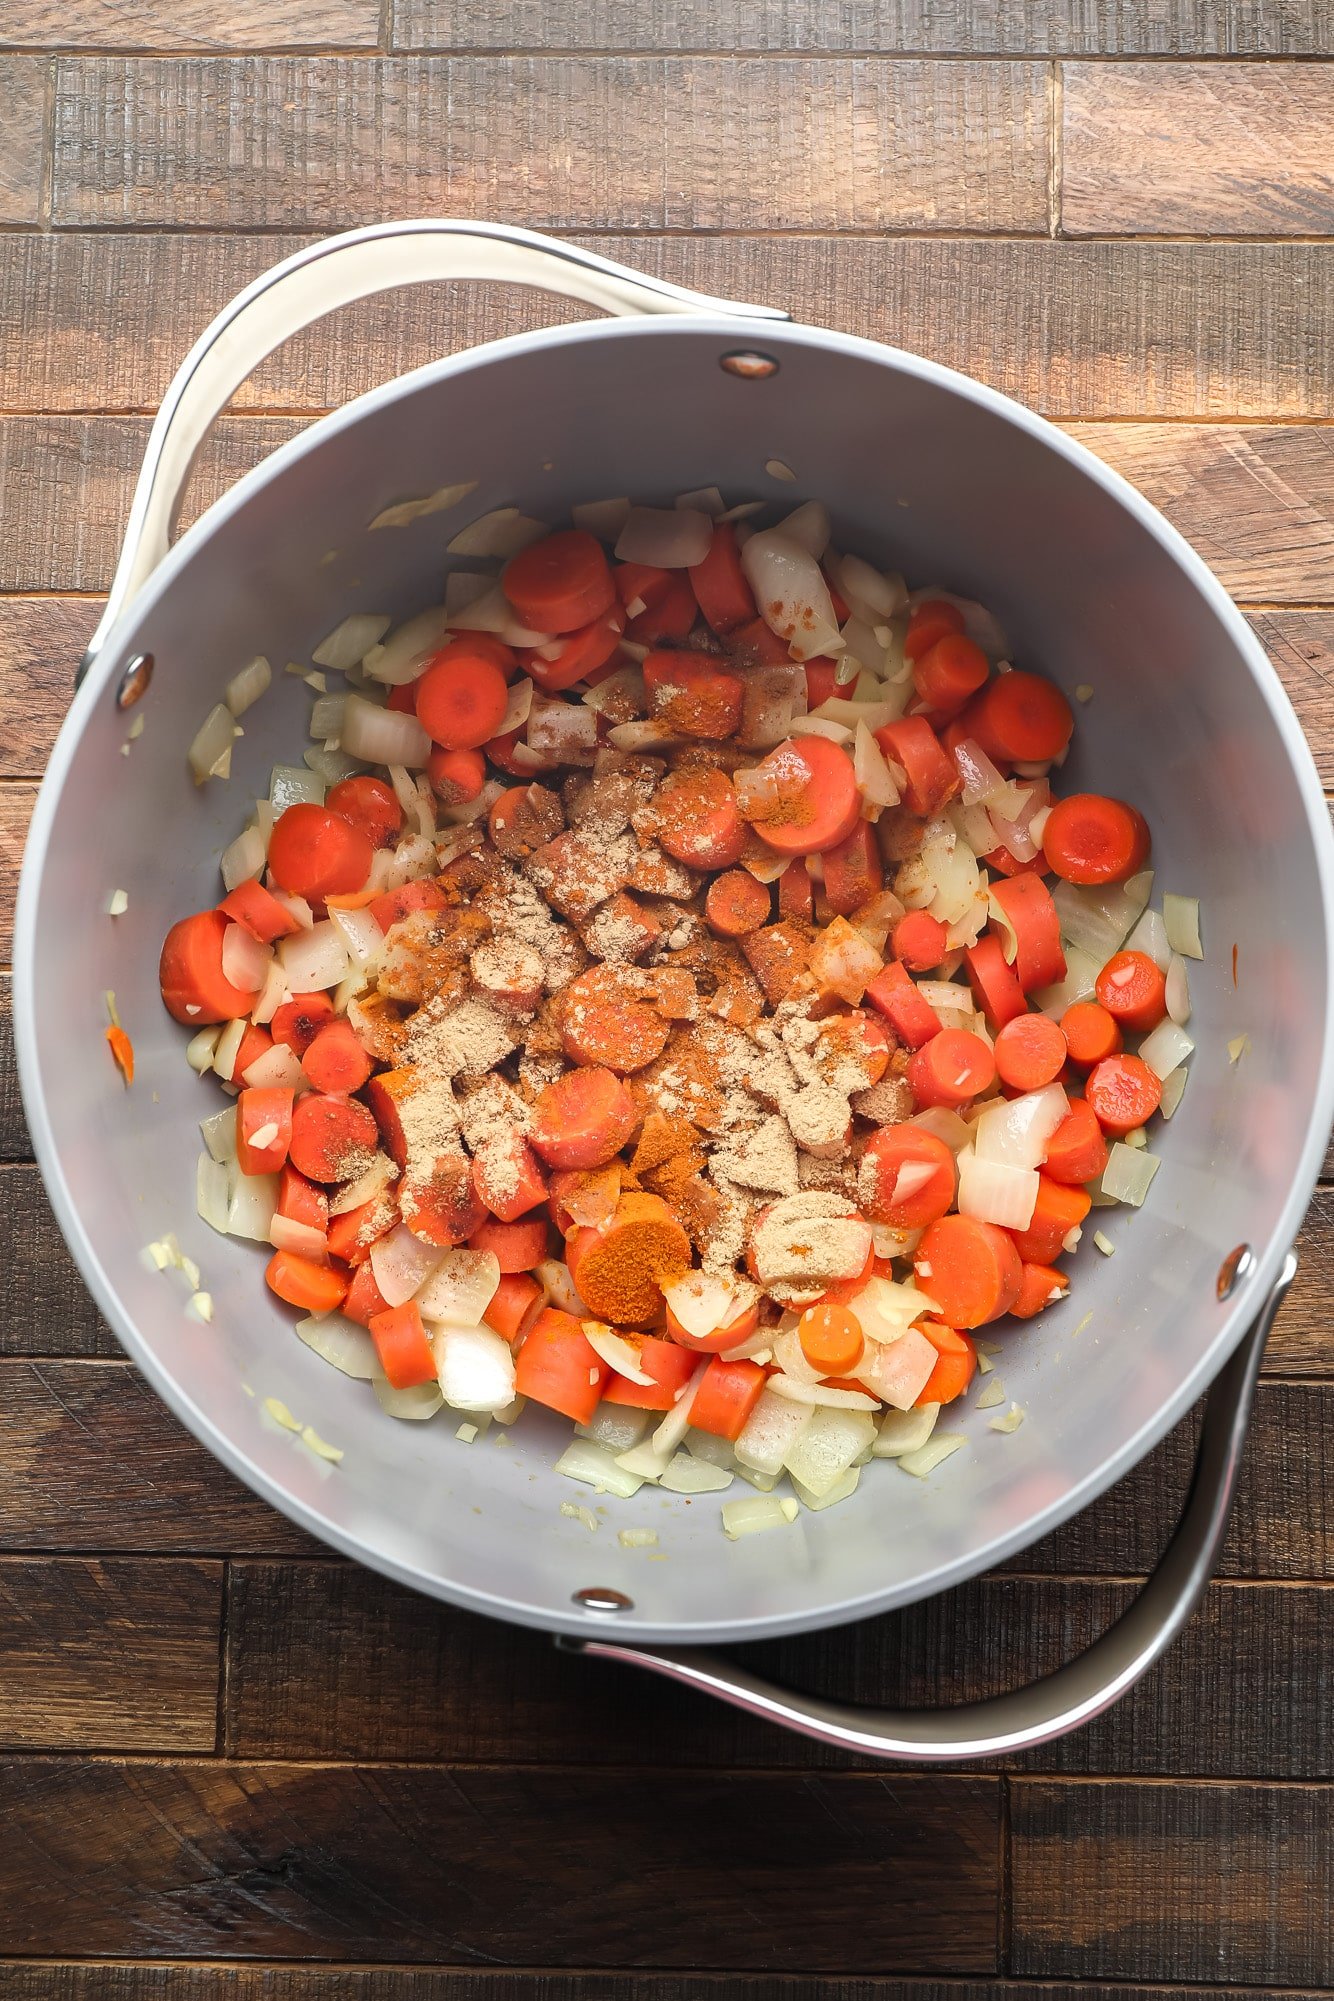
[325,774,404,849]
[159,908,262,1024]
[236,1085,294,1176]
[368,1302,437,1389]
[503,529,615,633]
[1085,1053,1162,1138]
[1042,793,1150,885]
[745,736,862,857]
[797,1302,864,1377]
[414,639,511,751]
[915,1321,977,1403]
[1041,1098,1109,1184]
[913,632,989,715]
[468,1212,552,1274]
[529,1067,638,1170]
[288,1092,379,1183]
[893,909,948,973]
[483,1271,544,1345]
[1096,949,1169,1032]
[993,1011,1068,1092]
[471,1135,549,1223]
[402,1151,488,1248]
[705,869,772,938]
[426,745,487,805]
[301,1018,373,1095]
[689,1356,766,1440]
[218,879,302,945]
[688,521,756,635]
[968,670,1074,764]
[655,765,750,869]
[513,1306,608,1423]
[268,804,374,902]
[822,820,883,915]
[914,1215,1022,1328]
[643,651,746,741]
[1009,1262,1070,1320]
[874,716,960,818]
[964,934,1028,1030]
[271,991,335,1055]
[905,599,965,663]
[1009,1175,1091,1264]
[907,1027,997,1109]
[859,1126,956,1228]
[560,970,671,1073]
[265,1250,347,1315]
[1061,1001,1122,1068]
[989,873,1065,991]
[602,1334,699,1410]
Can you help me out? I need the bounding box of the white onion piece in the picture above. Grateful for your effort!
[1125,906,1171,972]
[496,676,534,737]
[417,1249,501,1326]
[329,1151,396,1217]
[196,1152,231,1235]
[717,499,767,524]
[328,904,384,969]
[251,956,290,1026]
[661,1271,758,1342]
[650,1359,711,1459]
[341,692,431,769]
[789,716,852,742]
[220,922,271,994]
[1160,1068,1188,1120]
[571,496,631,541]
[837,552,907,619]
[740,529,844,661]
[740,664,807,750]
[1053,870,1153,964]
[986,804,1038,863]
[188,704,236,784]
[371,1224,445,1309]
[1163,893,1203,960]
[661,1453,733,1494]
[373,1377,444,1421]
[227,1167,278,1241]
[777,499,831,558]
[296,1312,380,1378]
[447,508,547,558]
[974,1084,1069,1170]
[527,701,597,766]
[388,762,434,839]
[898,1432,966,1479]
[369,480,478,531]
[951,797,997,856]
[270,763,324,811]
[1139,1018,1194,1081]
[364,606,452,686]
[435,1323,516,1412]
[582,663,646,716]
[721,1492,798,1539]
[584,1322,654,1386]
[910,1107,972,1154]
[277,921,352,993]
[313,614,391,671]
[615,505,713,570]
[438,777,504,829]
[852,721,900,809]
[535,1259,586,1316]
[220,824,265,893]
[269,1213,328,1260]
[675,485,726,517]
[186,1025,222,1073]
[200,1105,237,1163]
[605,719,691,754]
[226,655,271,717]
[810,696,898,732]
[1165,953,1192,1024]
[555,1438,645,1499]
[839,614,891,679]
[241,1041,304,1091]
[1101,1141,1161,1207]
[956,1149,1040,1230]
[450,582,551,648]
[874,1401,939,1459]
[1033,943,1101,1019]
[576,1405,650,1453]
[304,745,359,788]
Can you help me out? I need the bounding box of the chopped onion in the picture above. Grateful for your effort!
[1139,1018,1194,1081]
[438,777,504,829]
[494,676,533,737]
[186,1025,222,1073]
[769,1375,879,1412]
[200,1105,237,1163]
[450,582,550,647]
[741,529,844,661]
[1160,1067,1188,1120]
[304,744,360,788]
[740,663,807,750]
[329,1152,395,1217]
[777,499,831,558]
[899,1432,966,1479]
[241,1041,304,1090]
[810,696,897,733]
[852,721,900,809]
[1165,953,1192,1024]
[874,1401,939,1459]
[269,1213,328,1259]
[435,1323,516,1412]
[717,498,767,524]
[220,824,265,893]
[582,663,646,717]
[313,614,391,671]
[251,956,290,1025]
[784,1404,877,1497]
[571,496,631,540]
[328,903,384,969]
[957,1148,1040,1230]
[535,1259,585,1316]
[1163,893,1203,960]
[388,762,434,838]
[341,692,431,769]
[270,763,324,811]
[227,1168,278,1241]
[836,552,906,619]
[188,704,236,784]
[370,1224,445,1308]
[974,1083,1069,1170]
[225,655,271,718]
[196,1152,231,1235]
[584,1322,654,1385]
[650,1358,710,1459]
[676,485,726,517]
[447,507,547,558]
[1101,1141,1161,1207]
[555,1438,645,1499]
[527,700,597,766]
[915,979,976,1032]
[296,1312,380,1377]
[615,505,713,569]
[954,738,1009,807]
[721,1492,799,1539]
[417,1249,501,1326]
[1053,869,1152,964]
[1033,943,1101,1018]
[220,922,271,995]
[838,615,891,680]
[373,1376,444,1421]
[369,480,478,530]
[1125,906,1171,972]
[277,921,351,993]
[576,1405,649,1453]
[662,1270,757,1342]
[364,605,453,685]
[661,1453,733,1494]
[789,715,852,743]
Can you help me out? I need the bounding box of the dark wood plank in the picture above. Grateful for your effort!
[1247,607,1334,783]
[0,978,27,1160]
[0,1362,322,1554]
[1280,1182,1334,1375]
[1062,62,1334,236]
[0,1758,1000,1969]
[0,783,34,958]
[0,56,48,225]
[9,235,1334,422]
[1011,1779,1334,1984]
[0,1556,220,1749]
[0,597,97,777]
[0,1979,1322,2001]
[49,56,1050,232]
[3,0,382,49]
[0,1164,118,1355]
[227,1561,1334,1778]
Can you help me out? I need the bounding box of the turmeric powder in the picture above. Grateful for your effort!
[566,1193,691,1326]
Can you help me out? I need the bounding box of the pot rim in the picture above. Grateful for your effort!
[17,310,1334,1641]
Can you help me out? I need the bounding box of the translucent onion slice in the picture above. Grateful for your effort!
[416,1248,502,1326]
[1165,953,1192,1024]
[740,528,844,661]
[777,498,831,558]
[341,693,431,769]
[447,508,547,558]
[296,1312,380,1377]
[369,481,478,530]
[435,1323,516,1412]
[313,614,391,671]
[874,1401,940,1459]
[370,1224,446,1309]
[363,606,453,686]
[852,721,900,809]
[188,704,236,785]
[615,505,714,569]
[837,551,907,619]
[1125,905,1171,972]
[226,655,271,717]
[898,1433,966,1479]
[220,824,265,893]
[721,1492,799,1539]
[220,922,271,993]
[675,485,726,517]
[583,1322,653,1385]
[555,1438,644,1499]
[1138,1018,1194,1081]
[973,1083,1069,1170]
[1101,1141,1161,1206]
[571,496,631,541]
[956,1149,1040,1231]
[269,763,325,811]
[1163,893,1203,960]
[277,921,351,993]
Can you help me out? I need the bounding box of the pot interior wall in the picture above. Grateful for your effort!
[21,321,1330,1639]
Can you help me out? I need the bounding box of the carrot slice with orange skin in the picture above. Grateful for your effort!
[426,746,487,806]
[745,737,862,857]
[655,766,750,869]
[689,1356,767,1440]
[530,1067,638,1171]
[964,935,1027,1030]
[368,1302,437,1389]
[1008,1176,1092,1264]
[288,1092,379,1184]
[302,1018,373,1095]
[520,604,625,692]
[914,1216,1022,1328]
[159,908,262,1025]
[989,873,1066,991]
[266,1250,348,1316]
[467,1213,552,1274]
[778,859,814,922]
[237,1085,294,1175]
[822,820,882,915]
[268,804,374,901]
[643,651,746,740]
[566,1193,691,1326]
[602,1334,699,1409]
[993,1011,1068,1092]
[874,717,960,818]
[915,1321,977,1403]
[904,599,965,663]
[1042,1099,1109,1184]
[864,960,942,1048]
[414,641,510,751]
[1061,1001,1122,1068]
[859,1126,956,1228]
[969,670,1074,765]
[705,869,772,938]
[1042,792,1150,885]
[483,1271,544,1344]
[471,1135,549,1223]
[797,1302,864,1378]
[326,774,404,849]
[1085,1053,1162,1138]
[218,879,303,944]
[907,1028,996,1109]
[402,1151,488,1248]
[688,521,756,635]
[1009,1263,1070,1320]
[1095,949,1169,1032]
[913,633,989,715]
[503,530,615,634]
[513,1306,608,1423]
[271,992,335,1055]
[893,909,948,972]
[343,1261,391,1328]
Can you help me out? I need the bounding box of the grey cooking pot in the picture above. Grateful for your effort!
[16,222,1334,1761]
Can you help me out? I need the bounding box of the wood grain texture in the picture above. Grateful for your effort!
[3,0,382,50]
[0,1980,1326,2001]
[1247,608,1334,782]
[49,56,1050,232]
[0,597,96,776]
[0,1165,118,1355]
[9,233,1334,421]
[0,1362,321,1554]
[1062,62,1334,236]
[0,56,48,224]
[0,978,25,1159]
[1281,1183,1334,1373]
[1011,1780,1334,1983]
[0,1556,220,1749]
[0,784,34,958]
[0,1759,1000,1968]
[227,1561,1334,1777]
[394,0,1334,52]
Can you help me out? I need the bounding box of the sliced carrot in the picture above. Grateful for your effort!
[688,521,756,635]
[218,879,302,945]
[265,1250,347,1315]
[822,819,883,915]
[386,684,416,714]
[159,908,263,1024]
[913,633,989,716]
[522,603,626,692]
[368,1302,437,1390]
[859,1126,957,1228]
[968,670,1074,764]
[989,873,1065,992]
[803,658,840,708]
[908,1028,997,1110]
[368,876,448,936]
[815,1010,891,1086]
[530,1067,638,1171]
[565,1193,691,1326]
[401,1151,487,1248]
[414,639,511,751]
[1042,1098,1109,1184]
[271,991,335,1055]
[471,1134,549,1223]
[484,1271,544,1344]
[513,1306,608,1423]
[654,765,749,869]
[614,562,673,616]
[893,909,948,972]
[1008,1175,1091,1264]
[278,1163,328,1230]
[874,717,960,818]
[1096,949,1169,1032]
[964,934,1027,1029]
[914,1215,1022,1328]
[288,1092,379,1183]
[602,1334,699,1410]
[1042,792,1150,886]
[426,745,487,806]
[643,650,746,740]
[993,1011,1068,1092]
[302,1018,373,1095]
[342,1260,391,1328]
[1085,1053,1162,1138]
[745,736,861,857]
[237,1085,294,1175]
[728,615,793,667]
[915,1321,977,1404]
[560,969,671,1072]
[364,1067,417,1169]
[1010,1262,1071,1320]
[225,1021,273,1084]
[483,726,532,778]
[327,1196,397,1268]
[468,1212,551,1273]
[504,529,615,634]
[864,960,942,1048]
[815,1241,878,1308]
[777,859,814,922]
[705,869,772,938]
[797,1302,864,1378]
[267,804,374,902]
[325,774,404,849]
[106,1023,134,1086]
[626,571,698,644]
[664,1296,759,1354]
[1061,1001,1122,1068]
[689,1356,767,1441]
[904,599,965,663]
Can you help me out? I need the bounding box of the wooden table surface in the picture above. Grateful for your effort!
[3,3,1334,1993]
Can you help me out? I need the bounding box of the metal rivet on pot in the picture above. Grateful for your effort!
[1217,1244,1256,1300]
[116,653,153,709]
[573,1586,634,1613]
[720,350,779,380]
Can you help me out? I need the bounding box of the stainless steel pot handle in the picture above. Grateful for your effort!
[561,1252,1295,1762]
[83,219,787,677]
